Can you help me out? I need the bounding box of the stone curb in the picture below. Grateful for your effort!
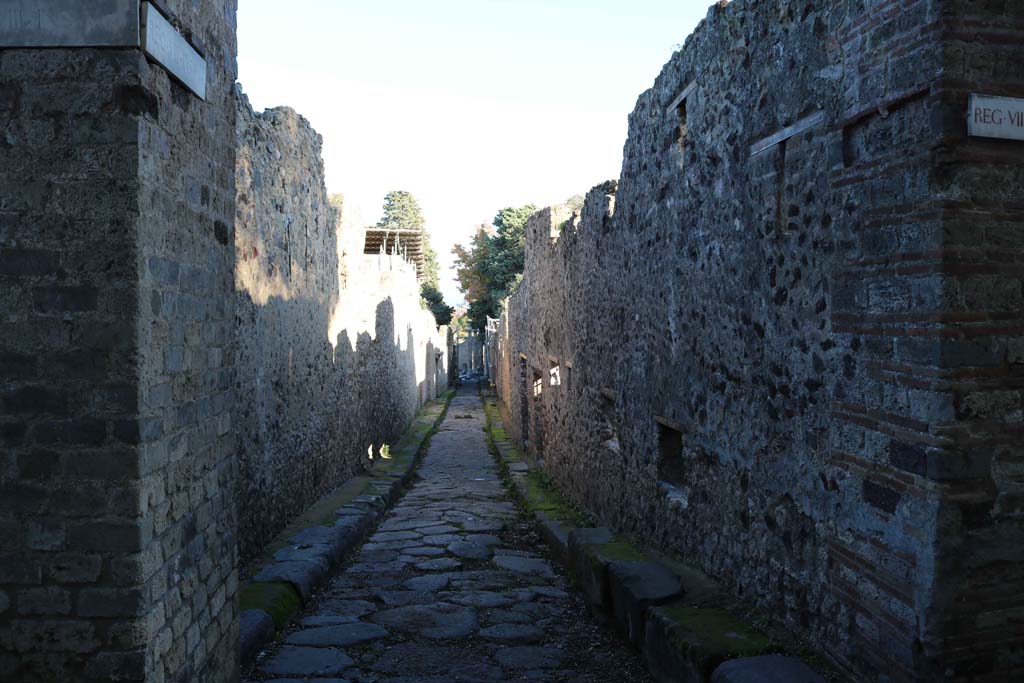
[239,391,454,670]
[482,390,825,683]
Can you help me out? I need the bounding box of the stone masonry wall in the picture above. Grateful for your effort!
[0,45,148,683]
[0,1,240,681]
[235,94,448,563]
[491,1,1024,680]
[133,1,240,681]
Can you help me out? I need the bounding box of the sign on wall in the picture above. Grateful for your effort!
[0,1,206,101]
[142,2,206,100]
[968,94,1024,142]
[0,0,139,47]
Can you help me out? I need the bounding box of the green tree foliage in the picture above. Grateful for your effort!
[450,308,470,338]
[452,204,537,331]
[376,190,453,327]
[377,190,424,232]
[421,282,453,326]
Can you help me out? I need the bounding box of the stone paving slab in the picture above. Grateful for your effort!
[711,654,826,683]
[258,645,353,676]
[246,384,651,682]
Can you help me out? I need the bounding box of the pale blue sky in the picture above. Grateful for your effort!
[238,1,708,303]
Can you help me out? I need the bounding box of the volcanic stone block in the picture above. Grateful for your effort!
[537,515,572,566]
[273,544,333,571]
[607,560,683,646]
[253,560,327,601]
[259,646,353,677]
[285,622,388,647]
[643,603,772,683]
[711,655,825,683]
[565,527,614,613]
[239,609,274,664]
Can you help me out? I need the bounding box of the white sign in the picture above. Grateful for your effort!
[142,2,206,100]
[968,94,1024,142]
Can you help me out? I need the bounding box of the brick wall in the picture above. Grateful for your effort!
[0,1,239,680]
[489,1,1024,679]
[135,1,239,680]
[0,44,148,682]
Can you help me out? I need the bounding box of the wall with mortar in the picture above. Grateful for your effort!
[136,2,240,680]
[0,1,239,681]
[490,1,1024,680]
[235,93,449,563]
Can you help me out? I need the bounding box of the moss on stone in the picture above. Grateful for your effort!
[240,582,301,629]
[481,392,589,527]
[593,540,646,562]
[661,605,772,660]
[522,470,587,524]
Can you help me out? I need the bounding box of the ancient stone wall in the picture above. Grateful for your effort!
[235,94,449,562]
[0,1,240,681]
[0,45,149,683]
[135,2,240,680]
[490,1,1024,680]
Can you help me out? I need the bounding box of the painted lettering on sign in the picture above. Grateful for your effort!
[968,94,1024,142]
[142,1,206,100]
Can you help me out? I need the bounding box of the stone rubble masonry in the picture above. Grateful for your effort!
[234,91,449,564]
[1,1,240,681]
[489,1,1024,681]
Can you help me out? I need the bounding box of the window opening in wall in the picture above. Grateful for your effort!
[668,81,695,172]
[657,420,687,488]
[532,370,544,397]
[597,387,620,455]
[676,98,689,165]
[565,363,573,393]
[549,360,561,388]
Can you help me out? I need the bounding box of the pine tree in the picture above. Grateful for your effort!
[377,191,452,326]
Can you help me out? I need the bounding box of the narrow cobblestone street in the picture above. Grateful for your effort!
[247,383,651,682]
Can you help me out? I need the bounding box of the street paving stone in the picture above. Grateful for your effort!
[415,557,463,571]
[285,622,388,647]
[249,384,651,682]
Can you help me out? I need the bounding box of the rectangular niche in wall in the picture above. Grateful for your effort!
[668,81,696,172]
[655,416,690,509]
[657,418,686,487]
